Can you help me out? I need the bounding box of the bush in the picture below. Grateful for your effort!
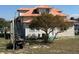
[6,41,24,50]
[0,33,10,39]
[6,43,14,49]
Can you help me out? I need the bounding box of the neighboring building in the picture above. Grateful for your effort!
[14,5,76,40]
[70,16,79,35]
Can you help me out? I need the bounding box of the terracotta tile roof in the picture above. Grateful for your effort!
[17,8,30,11]
[18,5,66,17]
[23,19,32,23]
[36,5,52,9]
[50,9,66,16]
[20,8,40,16]
[64,19,77,23]
[52,9,61,12]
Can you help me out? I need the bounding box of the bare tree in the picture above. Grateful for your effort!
[29,13,73,43]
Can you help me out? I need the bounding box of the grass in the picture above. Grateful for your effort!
[25,39,79,54]
[0,37,79,53]
[0,38,10,47]
[0,38,10,52]
[49,38,79,53]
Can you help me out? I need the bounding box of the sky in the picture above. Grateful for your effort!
[0,5,79,20]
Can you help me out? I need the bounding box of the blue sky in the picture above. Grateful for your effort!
[0,5,79,20]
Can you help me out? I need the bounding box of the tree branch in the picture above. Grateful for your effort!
[52,31,61,42]
[48,29,53,34]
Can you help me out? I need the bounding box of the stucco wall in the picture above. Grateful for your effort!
[55,26,75,37]
[25,28,45,37]
[25,26,75,38]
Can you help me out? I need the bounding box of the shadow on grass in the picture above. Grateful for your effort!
[26,38,53,46]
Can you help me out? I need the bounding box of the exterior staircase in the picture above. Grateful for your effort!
[14,19,25,49]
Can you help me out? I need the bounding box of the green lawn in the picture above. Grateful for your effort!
[0,37,79,54]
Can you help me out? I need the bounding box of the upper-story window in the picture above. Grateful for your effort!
[18,10,28,16]
[58,11,62,13]
[32,9,39,14]
[39,9,50,14]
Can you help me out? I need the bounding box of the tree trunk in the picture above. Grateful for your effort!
[52,32,60,42]
[44,31,49,43]
[4,29,7,39]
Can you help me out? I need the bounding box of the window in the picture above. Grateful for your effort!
[20,10,28,13]
[19,10,28,16]
[58,11,62,13]
[32,9,39,14]
[39,9,49,14]
[23,23,29,28]
[74,24,79,35]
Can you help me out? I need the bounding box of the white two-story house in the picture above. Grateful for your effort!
[14,5,76,40]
